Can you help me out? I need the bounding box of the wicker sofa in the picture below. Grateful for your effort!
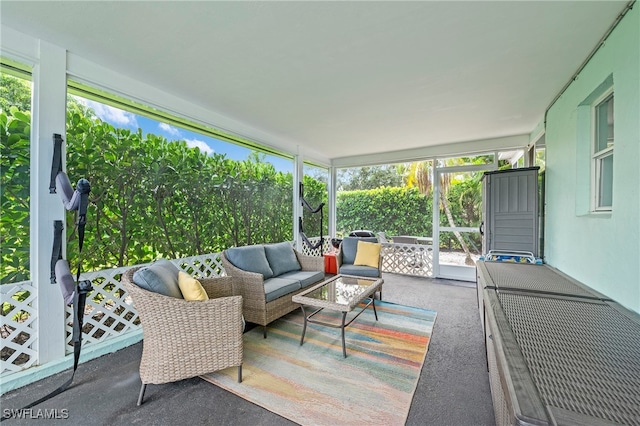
[221,242,325,337]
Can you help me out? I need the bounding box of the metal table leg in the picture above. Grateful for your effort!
[372,297,378,321]
[299,305,308,346]
[297,288,382,358]
[341,312,347,358]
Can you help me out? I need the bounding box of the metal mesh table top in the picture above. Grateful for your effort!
[497,292,640,425]
[483,262,603,299]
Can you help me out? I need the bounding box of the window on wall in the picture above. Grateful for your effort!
[66,82,294,270]
[592,90,614,210]
[1,60,32,284]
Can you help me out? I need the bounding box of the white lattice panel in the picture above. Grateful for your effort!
[300,238,434,277]
[1,281,38,374]
[65,266,139,352]
[382,243,434,277]
[300,236,331,257]
[175,253,224,278]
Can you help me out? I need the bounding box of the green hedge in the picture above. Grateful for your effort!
[337,186,433,238]
[2,100,483,283]
[0,107,31,283]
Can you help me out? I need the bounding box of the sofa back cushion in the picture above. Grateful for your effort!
[264,242,301,276]
[226,245,274,279]
[341,236,378,265]
[132,259,183,298]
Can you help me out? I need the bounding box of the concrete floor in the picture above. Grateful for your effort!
[1,273,495,425]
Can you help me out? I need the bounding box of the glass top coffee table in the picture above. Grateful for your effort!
[292,274,384,358]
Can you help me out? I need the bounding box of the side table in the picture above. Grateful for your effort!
[323,252,337,274]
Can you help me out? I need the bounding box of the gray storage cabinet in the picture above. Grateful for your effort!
[482,167,539,257]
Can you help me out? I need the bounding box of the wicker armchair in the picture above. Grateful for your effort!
[221,249,324,337]
[336,237,383,299]
[122,267,244,405]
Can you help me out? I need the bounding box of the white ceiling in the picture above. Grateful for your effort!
[0,1,629,163]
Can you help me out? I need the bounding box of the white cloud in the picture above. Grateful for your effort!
[159,122,182,137]
[84,100,138,127]
[185,138,214,155]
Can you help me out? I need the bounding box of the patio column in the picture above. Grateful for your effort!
[293,149,303,249]
[31,41,67,365]
[328,166,337,240]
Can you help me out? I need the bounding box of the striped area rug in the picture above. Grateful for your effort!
[201,301,436,425]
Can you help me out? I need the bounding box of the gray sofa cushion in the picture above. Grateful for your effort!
[341,237,378,265]
[226,245,274,279]
[279,270,325,288]
[339,264,380,278]
[263,277,301,302]
[132,259,183,298]
[264,242,301,276]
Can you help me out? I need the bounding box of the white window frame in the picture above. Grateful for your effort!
[591,88,614,212]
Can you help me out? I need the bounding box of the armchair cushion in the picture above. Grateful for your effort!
[226,245,274,279]
[339,264,381,278]
[354,241,382,268]
[178,271,209,301]
[264,242,301,276]
[132,259,182,299]
[341,237,378,265]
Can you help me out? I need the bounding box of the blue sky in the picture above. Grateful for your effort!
[78,97,294,173]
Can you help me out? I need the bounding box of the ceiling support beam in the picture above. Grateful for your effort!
[331,134,530,168]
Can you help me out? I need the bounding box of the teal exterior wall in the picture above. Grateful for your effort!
[543,5,639,313]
